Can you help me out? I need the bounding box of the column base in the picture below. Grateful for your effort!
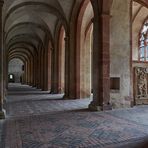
[32,85,36,88]
[28,82,31,85]
[36,86,41,89]
[0,109,6,119]
[3,97,7,109]
[3,96,7,103]
[63,94,69,100]
[88,101,112,111]
[50,91,57,94]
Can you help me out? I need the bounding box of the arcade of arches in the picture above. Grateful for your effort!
[0,0,148,147]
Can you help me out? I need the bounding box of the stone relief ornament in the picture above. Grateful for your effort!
[136,67,147,98]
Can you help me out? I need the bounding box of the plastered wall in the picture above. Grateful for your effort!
[110,0,131,108]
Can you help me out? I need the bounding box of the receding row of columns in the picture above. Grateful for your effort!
[0,0,113,119]
[17,5,112,110]
[21,46,51,91]
[50,0,112,110]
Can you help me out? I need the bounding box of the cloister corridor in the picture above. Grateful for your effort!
[1,0,148,147]
[0,83,148,148]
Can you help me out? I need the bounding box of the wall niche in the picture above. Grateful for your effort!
[110,77,120,93]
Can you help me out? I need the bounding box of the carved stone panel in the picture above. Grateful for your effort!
[134,67,148,105]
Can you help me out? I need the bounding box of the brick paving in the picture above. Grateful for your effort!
[0,83,148,148]
[6,83,91,118]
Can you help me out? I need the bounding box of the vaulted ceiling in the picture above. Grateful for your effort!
[4,0,148,62]
[132,0,148,23]
[3,0,76,61]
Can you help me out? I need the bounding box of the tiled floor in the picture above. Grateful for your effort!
[1,83,148,148]
[6,84,91,118]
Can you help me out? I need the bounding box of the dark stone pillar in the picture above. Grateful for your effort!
[27,61,30,85]
[0,0,5,119]
[24,62,27,84]
[33,58,36,87]
[63,36,70,99]
[51,35,64,94]
[37,53,41,89]
[43,44,51,91]
[89,0,112,111]
[30,58,33,86]
[50,47,55,93]
[50,46,58,94]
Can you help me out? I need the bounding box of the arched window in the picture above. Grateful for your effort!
[139,21,148,61]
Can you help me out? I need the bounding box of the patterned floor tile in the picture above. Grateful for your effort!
[1,83,148,148]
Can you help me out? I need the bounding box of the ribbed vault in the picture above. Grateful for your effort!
[3,0,75,63]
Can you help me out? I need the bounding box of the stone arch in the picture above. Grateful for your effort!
[9,51,32,85]
[50,20,66,94]
[76,0,94,98]
[134,0,148,7]
[8,58,24,83]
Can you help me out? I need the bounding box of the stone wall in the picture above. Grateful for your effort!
[8,58,24,83]
[110,0,131,108]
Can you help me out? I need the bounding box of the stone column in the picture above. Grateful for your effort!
[3,45,7,103]
[0,0,5,119]
[32,56,37,87]
[54,43,60,94]
[50,41,59,94]
[34,53,38,88]
[64,34,78,99]
[37,53,41,89]
[63,36,70,98]
[43,45,51,91]
[50,47,54,93]
[27,61,30,85]
[89,1,112,111]
[40,51,44,90]
[28,59,31,85]
[42,50,47,90]
[5,56,8,89]
[48,47,51,91]
[42,49,48,91]
[24,62,27,84]
[30,58,33,86]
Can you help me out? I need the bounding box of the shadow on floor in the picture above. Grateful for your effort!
[1,83,148,148]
